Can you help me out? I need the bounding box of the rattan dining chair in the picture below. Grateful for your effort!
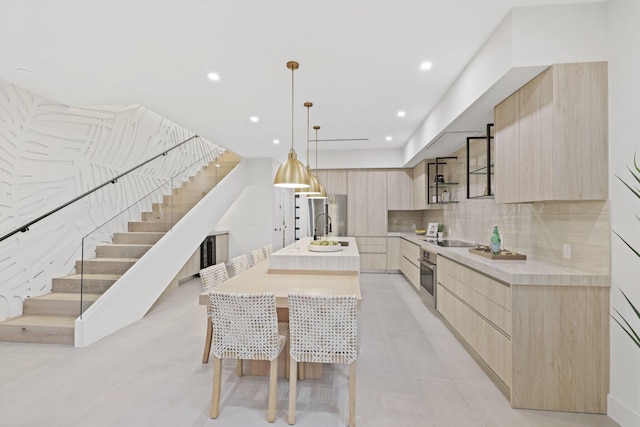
[263,244,273,259]
[287,294,358,426]
[209,292,289,422]
[251,248,266,265]
[230,254,250,276]
[199,262,229,364]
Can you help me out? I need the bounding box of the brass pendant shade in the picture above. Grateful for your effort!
[274,60,310,189]
[308,180,327,199]
[296,101,321,195]
[274,148,310,188]
[307,125,327,199]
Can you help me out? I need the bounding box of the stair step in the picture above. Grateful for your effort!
[96,243,152,258]
[76,258,138,275]
[0,315,75,344]
[52,274,121,293]
[112,232,165,245]
[23,293,101,316]
[128,221,173,232]
[141,210,188,222]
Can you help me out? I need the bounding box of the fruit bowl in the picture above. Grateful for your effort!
[308,240,342,252]
[415,229,426,235]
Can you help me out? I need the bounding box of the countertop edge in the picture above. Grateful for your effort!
[390,232,610,287]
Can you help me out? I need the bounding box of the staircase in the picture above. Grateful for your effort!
[0,151,240,345]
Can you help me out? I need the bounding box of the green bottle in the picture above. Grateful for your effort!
[491,225,501,255]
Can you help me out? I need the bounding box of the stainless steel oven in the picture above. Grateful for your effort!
[418,249,437,306]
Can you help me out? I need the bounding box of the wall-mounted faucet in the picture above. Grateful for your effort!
[314,213,332,240]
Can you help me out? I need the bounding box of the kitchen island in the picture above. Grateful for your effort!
[268,236,360,275]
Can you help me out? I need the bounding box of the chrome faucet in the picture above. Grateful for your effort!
[314,213,333,239]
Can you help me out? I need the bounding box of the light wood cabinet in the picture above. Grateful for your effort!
[399,238,420,290]
[437,255,608,413]
[387,169,412,210]
[386,237,401,271]
[494,62,608,203]
[347,170,387,236]
[411,161,426,209]
[355,237,387,272]
[316,170,348,195]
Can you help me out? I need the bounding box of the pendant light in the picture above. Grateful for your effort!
[274,61,310,188]
[295,102,322,195]
[308,125,327,199]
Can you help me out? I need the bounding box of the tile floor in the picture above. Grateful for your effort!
[0,273,619,427]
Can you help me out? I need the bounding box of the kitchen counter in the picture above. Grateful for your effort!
[391,232,609,287]
[268,236,360,275]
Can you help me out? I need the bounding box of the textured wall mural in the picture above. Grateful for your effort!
[0,80,223,320]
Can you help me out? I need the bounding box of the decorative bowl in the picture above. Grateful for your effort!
[415,229,426,235]
[308,240,342,252]
[308,244,342,252]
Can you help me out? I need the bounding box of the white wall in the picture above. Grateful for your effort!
[607,1,640,425]
[216,158,296,260]
[0,80,223,321]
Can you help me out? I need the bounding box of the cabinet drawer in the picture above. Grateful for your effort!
[400,256,420,290]
[360,253,387,272]
[438,286,512,387]
[400,238,420,267]
[439,257,511,310]
[355,237,387,253]
[438,268,511,336]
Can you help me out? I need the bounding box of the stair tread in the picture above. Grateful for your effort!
[84,257,139,262]
[99,243,153,247]
[2,315,76,328]
[28,293,102,302]
[115,231,165,235]
[58,274,121,280]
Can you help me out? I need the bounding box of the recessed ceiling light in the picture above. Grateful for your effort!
[273,139,280,144]
[250,116,259,123]
[385,136,392,141]
[420,61,433,71]
[397,111,406,117]
[207,72,220,81]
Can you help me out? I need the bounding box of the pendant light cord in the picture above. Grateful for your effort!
[291,66,295,151]
[314,126,320,173]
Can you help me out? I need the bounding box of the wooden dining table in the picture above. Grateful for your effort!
[199,260,361,378]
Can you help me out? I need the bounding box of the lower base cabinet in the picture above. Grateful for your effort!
[355,237,387,273]
[437,255,609,414]
[399,238,421,290]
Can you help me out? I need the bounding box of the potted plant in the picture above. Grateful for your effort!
[612,155,640,349]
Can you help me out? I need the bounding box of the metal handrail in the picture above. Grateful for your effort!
[0,135,199,243]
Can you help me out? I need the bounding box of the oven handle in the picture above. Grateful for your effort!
[418,257,436,270]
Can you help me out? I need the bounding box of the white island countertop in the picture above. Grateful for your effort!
[268,236,360,275]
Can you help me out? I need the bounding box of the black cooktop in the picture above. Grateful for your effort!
[423,239,475,247]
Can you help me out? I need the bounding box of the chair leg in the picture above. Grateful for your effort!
[202,317,213,363]
[348,362,356,427]
[288,359,297,425]
[210,356,222,418]
[268,357,278,423]
[237,360,243,377]
[299,362,305,381]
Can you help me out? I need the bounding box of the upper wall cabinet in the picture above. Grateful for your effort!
[494,62,608,203]
[412,160,427,209]
[315,170,348,195]
[387,169,412,210]
[347,170,388,236]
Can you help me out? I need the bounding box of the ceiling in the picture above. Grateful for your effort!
[0,0,600,167]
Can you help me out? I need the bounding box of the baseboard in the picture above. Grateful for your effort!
[609,394,640,427]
